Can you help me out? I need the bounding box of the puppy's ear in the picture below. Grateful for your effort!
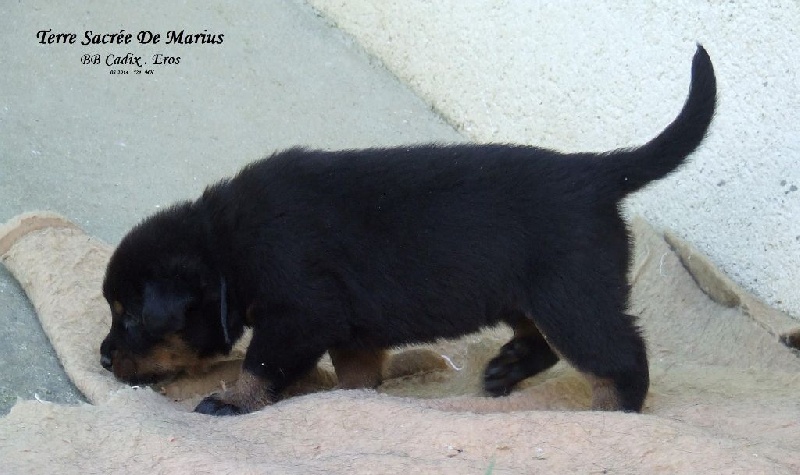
[141,281,192,335]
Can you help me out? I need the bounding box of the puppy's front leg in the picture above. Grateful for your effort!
[195,309,329,416]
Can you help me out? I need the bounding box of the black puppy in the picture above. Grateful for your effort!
[101,45,716,415]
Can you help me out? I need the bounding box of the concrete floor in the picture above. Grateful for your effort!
[0,0,462,414]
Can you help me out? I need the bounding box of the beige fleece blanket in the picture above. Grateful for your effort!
[0,211,798,474]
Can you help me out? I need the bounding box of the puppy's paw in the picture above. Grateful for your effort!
[483,336,559,397]
[193,370,274,416]
[484,340,530,397]
[194,395,249,416]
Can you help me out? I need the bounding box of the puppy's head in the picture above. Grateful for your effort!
[101,202,234,385]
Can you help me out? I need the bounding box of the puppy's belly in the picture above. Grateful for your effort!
[352,311,500,348]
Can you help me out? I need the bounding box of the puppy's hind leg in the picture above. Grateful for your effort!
[529,279,650,412]
[483,315,560,397]
[576,316,649,412]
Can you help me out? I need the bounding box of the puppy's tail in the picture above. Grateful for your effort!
[599,44,717,198]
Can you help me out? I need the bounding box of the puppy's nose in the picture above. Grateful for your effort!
[100,334,115,371]
[100,353,113,371]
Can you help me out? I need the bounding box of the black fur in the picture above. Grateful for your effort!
[101,45,716,414]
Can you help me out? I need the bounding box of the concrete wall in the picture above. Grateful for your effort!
[306,0,800,319]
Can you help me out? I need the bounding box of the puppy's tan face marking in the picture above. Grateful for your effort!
[109,334,211,384]
[112,300,124,316]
